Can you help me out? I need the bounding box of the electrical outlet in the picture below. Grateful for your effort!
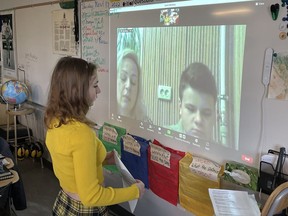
[158,85,172,100]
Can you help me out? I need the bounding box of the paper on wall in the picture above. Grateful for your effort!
[122,135,141,156]
[150,143,171,168]
[189,156,221,182]
[103,126,118,145]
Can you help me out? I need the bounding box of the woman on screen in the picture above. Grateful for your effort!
[117,48,150,122]
[44,57,145,215]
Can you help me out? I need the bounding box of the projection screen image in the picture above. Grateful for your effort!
[112,25,245,150]
[107,0,262,155]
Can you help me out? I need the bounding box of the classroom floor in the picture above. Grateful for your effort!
[12,158,60,216]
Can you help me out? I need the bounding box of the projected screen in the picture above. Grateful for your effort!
[109,0,263,164]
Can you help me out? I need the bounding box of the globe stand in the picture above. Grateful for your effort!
[5,106,44,168]
[0,95,6,105]
[12,104,20,111]
[1,80,44,167]
[6,107,35,164]
[12,103,24,111]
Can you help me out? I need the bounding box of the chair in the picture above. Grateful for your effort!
[261,181,288,216]
[0,182,13,216]
[0,137,27,211]
[0,171,19,216]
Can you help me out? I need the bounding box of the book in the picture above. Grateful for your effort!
[0,173,14,181]
[0,160,13,181]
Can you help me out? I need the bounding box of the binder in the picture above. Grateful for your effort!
[0,173,13,181]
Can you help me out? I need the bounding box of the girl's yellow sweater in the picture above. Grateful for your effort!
[46,120,139,207]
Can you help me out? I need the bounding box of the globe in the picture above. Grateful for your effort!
[1,80,30,106]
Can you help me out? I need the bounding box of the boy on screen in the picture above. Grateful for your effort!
[168,62,217,142]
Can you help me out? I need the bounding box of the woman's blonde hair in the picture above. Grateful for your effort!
[44,56,97,128]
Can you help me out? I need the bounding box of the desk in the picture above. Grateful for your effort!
[0,157,18,187]
[0,158,19,216]
[6,108,35,164]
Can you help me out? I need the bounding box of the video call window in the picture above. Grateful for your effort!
[114,25,245,149]
[109,1,251,151]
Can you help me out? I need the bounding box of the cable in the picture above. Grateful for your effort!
[257,84,268,173]
[258,48,273,167]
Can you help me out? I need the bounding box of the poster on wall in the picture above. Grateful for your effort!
[268,51,288,100]
[0,11,17,79]
[52,9,77,56]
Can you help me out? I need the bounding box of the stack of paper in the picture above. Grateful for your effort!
[209,189,261,216]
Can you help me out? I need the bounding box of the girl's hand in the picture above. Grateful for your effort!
[135,179,145,199]
[104,151,115,165]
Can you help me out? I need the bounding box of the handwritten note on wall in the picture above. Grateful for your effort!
[150,143,171,168]
[103,125,118,144]
[81,1,109,73]
[189,156,222,182]
[122,135,141,156]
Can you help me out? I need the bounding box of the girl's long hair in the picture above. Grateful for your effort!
[44,57,97,128]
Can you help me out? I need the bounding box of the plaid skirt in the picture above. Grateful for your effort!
[52,189,109,216]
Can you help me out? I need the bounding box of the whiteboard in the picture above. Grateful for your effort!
[15,4,78,106]
[81,1,110,125]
